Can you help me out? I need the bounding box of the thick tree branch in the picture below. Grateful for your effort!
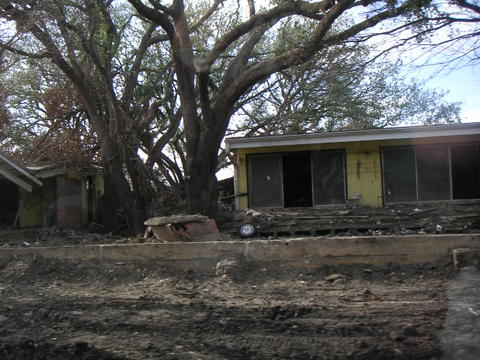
[0,41,49,58]
[220,0,416,109]
[219,23,271,94]
[128,0,175,38]
[170,2,200,159]
[217,0,355,108]
[204,0,335,67]
[189,0,226,33]
[147,108,183,167]
[247,0,256,17]
[122,23,158,108]
[452,0,480,15]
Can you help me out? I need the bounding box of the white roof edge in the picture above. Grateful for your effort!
[0,152,43,186]
[0,165,34,192]
[31,166,68,179]
[225,123,480,151]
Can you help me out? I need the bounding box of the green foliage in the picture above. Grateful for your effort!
[231,36,461,137]
[0,0,470,190]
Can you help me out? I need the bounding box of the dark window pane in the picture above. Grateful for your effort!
[312,150,345,205]
[249,155,283,208]
[416,146,450,201]
[283,153,312,207]
[451,143,480,199]
[382,147,416,202]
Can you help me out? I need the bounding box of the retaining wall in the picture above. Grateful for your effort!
[0,234,479,270]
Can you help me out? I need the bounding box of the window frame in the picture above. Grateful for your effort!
[311,149,347,207]
[246,149,348,209]
[381,142,480,205]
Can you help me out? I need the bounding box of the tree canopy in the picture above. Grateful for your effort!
[0,0,476,232]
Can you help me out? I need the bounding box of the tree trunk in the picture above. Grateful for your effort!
[102,145,148,235]
[185,153,219,218]
[184,108,231,218]
[92,117,149,235]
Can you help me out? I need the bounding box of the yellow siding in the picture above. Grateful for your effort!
[345,143,382,207]
[235,152,249,209]
[18,187,43,227]
[233,133,480,209]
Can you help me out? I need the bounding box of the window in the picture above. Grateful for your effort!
[382,147,416,202]
[248,154,283,208]
[248,150,346,208]
[416,146,450,201]
[451,144,480,199]
[382,143,480,203]
[311,150,346,205]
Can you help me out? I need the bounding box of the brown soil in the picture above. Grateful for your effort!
[1,255,478,360]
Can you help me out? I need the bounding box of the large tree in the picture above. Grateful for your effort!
[0,1,184,233]
[126,0,463,216]
[1,0,475,228]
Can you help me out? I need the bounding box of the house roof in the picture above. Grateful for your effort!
[0,152,42,192]
[27,163,103,179]
[27,163,69,179]
[225,122,480,152]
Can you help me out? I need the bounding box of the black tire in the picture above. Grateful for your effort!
[239,223,256,238]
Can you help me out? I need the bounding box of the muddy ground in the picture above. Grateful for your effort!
[0,255,479,360]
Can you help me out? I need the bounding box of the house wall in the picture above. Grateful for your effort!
[234,134,480,209]
[56,175,83,228]
[90,174,105,223]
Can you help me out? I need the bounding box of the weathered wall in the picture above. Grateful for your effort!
[345,142,382,207]
[19,178,56,227]
[234,134,480,209]
[18,187,43,227]
[56,175,83,228]
[17,172,104,228]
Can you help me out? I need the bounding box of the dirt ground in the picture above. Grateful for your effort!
[1,254,479,360]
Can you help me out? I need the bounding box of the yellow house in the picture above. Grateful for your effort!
[225,123,480,210]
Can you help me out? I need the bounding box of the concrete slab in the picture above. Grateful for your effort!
[0,234,479,271]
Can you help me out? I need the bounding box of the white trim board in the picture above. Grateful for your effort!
[0,164,33,192]
[225,123,480,152]
[0,152,42,186]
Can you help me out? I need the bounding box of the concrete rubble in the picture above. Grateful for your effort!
[145,215,224,242]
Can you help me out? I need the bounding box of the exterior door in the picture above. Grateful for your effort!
[382,147,417,202]
[249,154,283,208]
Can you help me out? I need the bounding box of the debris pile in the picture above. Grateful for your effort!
[219,203,480,239]
[144,215,224,242]
[0,227,120,248]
